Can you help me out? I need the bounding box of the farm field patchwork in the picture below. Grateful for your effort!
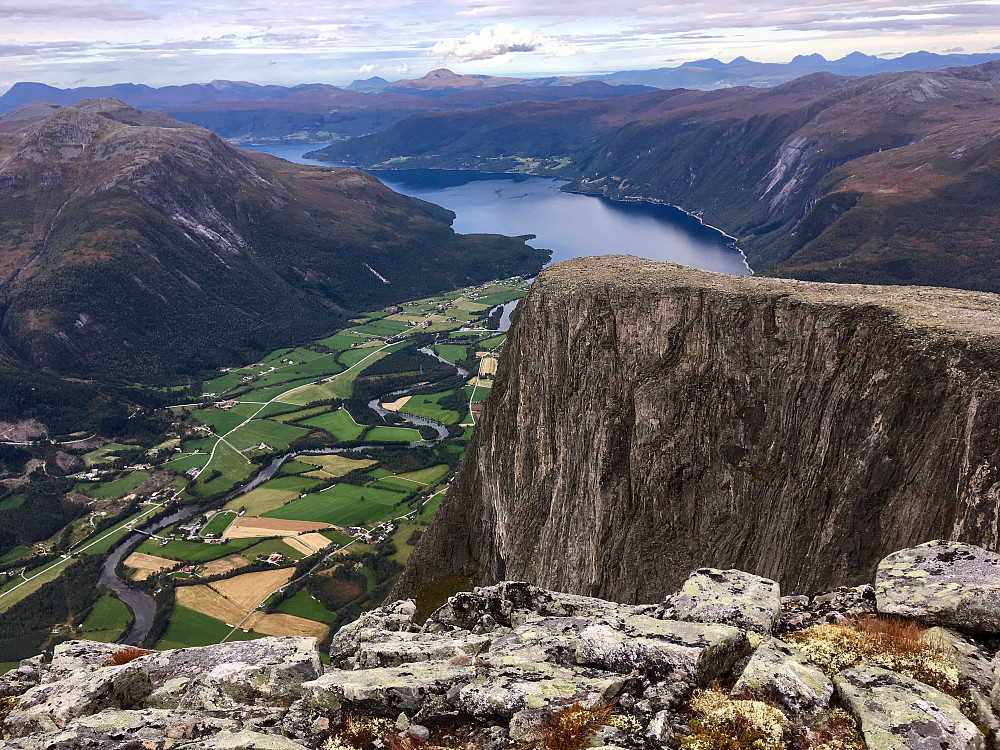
[156,605,263,650]
[80,595,132,642]
[301,408,365,441]
[244,611,328,639]
[297,455,376,479]
[265,483,407,527]
[398,393,461,424]
[84,471,150,499]
[365,426,423,444]
[134,537,258,563]
[225,420,310,453]
[277,589,336,623]
[124,552,176,580]
[223,517,336,538]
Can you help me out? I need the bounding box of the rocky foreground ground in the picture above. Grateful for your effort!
[4,539,1000,750]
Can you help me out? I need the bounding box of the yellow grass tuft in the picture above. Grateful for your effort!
[527,703,614,750]
[680,685,787,750]
[786,616,958,695]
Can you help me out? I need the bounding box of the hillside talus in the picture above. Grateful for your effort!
[397,256,1000,601]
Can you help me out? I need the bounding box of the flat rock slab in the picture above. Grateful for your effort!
[876,541,1000,632]
[835,664,984,750]
[301,662,477,717]
[576,616,749,683]
[660,568,781,633]
[732,637,832,720]
[355,631,492,669]
[457,664,627,719]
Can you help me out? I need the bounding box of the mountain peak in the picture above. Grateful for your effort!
[791,53,828,65]
[680,58,725,69]
[424,68,459,79]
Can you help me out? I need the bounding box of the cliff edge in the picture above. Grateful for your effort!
[396,255,1000,602]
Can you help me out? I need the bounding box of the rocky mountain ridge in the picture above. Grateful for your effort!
[2,540,1000,749]
[0,98,546,385]
[396,256,1000,602]
[315,60,1000,292]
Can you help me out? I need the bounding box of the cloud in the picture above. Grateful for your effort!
[358,63,377,74]
[1,1,158,21]
[431,23,580,63]
[396,62,410,74]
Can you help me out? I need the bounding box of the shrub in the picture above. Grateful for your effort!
[785,616,958,695]
[321,717,396,750]
[104,646,151,666]
[793,707,863,750]
[528,702,614,750]
[679,686,786,750]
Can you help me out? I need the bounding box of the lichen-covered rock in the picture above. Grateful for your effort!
[660,569,781,633]
[576,616,749,683]
[0,655,45,698]
[835,663,985,750]
[300,662,477,717]
[4,663,153,736]
[196,730,311,749]
[876,541,1000,631]
[456,663,627,719]
[425,582,637,633]
[44,641,130,682]
[328,600,421,666]
[732,637,833,720]
[354,630,491,669]
[925,627,999,743]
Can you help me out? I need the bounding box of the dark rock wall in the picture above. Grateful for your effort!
[397,256,1000,601]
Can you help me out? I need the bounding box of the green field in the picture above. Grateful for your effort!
[435,344,470,363]
[278,589,336,623]
[194,403,261,435]
[84,471,150,499]
[0,560,74,614]
[80,595,132,642]
[298,455,376,479]
[250,356,344,389]
[79,509,155,556]
[242,538,306,561]
[279,460,315,475]
[269,405,327,423]
[398,393,461,424]
[223,475,320,514]
[302,409,365,441]
[201,370,247,396]
[164,451,211,473]
[192,442,255,495]
[279,345,404,404]
[418,492,445,520]
[350,319,410,337]
[157,605,263,649]
[265,483,407,527]
[365,426,423,444]
[372,464,449,492]
[225,419,309,452]
[0,495,24,510]
[317,333,374,350]
[202,511,237,537]
[478,334,507,349]
[135,537,258,563]
[82,443,142,466]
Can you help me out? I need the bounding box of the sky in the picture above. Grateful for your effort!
[2,0,1000,92]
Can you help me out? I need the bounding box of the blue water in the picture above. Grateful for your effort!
[245,143,750,275]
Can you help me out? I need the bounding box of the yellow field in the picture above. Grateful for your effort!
[176,567,295,625]
[224,517,335,538]
[245,611,328,639]
[210,568,294,612]
[294,533,332,552]
[200,555,250,577]
[223,486,299,515]
[298,454,375,478]
[283,537,314,556]
[479,358,498,376]
[175,586,246,625]
[381,396,411,411]
[124,552,176,581]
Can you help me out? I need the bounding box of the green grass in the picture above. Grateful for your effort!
[250,356,344,389]
[193,442,255,495]
[278,589,337,623]
[194,403,261,435]
[259,475,323,492]
[317,333,374,350]
[435,344,470,363]
[265,483,407,527]
[201,371,246,396]
[78,509,153,555]
[82,443,142,466]
[279,460,315,475]
[134,537,258,563]
[0,560,73,614]
[225,419,310,452]
[375,464,450,491]
[302,409,365,441]
[364,426,423,444]
[475,289,525,306]
[80,594,132,642]
[350,319,410,337]
[84,471,150,499]
[478,334,507,348]
[269,405,327,423]
[398,393,461,424]
[279,345,403,403]
[417,492,445,520]
[242,538,306,561]
[164,452,211,474]
[202,511,237,537]
[0,494,24,510]
[156,605,263,649]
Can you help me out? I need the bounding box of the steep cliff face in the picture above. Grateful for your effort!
[399,256,1000,601]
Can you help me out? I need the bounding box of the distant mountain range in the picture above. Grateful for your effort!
[0,72,654,143]
[597,50,1000,89]
[0,98,546,422]
[2,51,997,143]
[313,61,1000,293]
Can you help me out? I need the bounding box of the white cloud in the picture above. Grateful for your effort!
[396,62,410,74]
[358,63,377,74]
[431,23,580,63]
